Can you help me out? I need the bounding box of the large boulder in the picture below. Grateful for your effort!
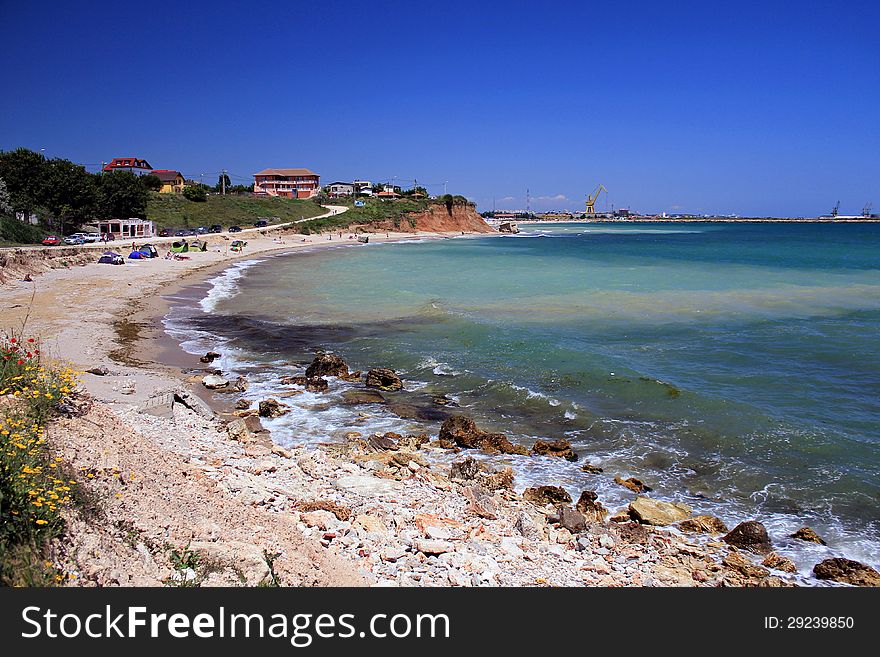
[723,520,772,554]
[556,506,587,533]
[438,415,529,456]
[575,490,608,523]
[258,398,289,418]
[762,552,798,574]
[522,485,572,507]
[614,475,652,493]
[678,515,729,534]
[199,351,221,363]
[202,374,229,389]
[365,368,403,391]
[282,375,328,392]
[791,527,826,545]
[628,496,692,526]
[305,353,349,378]
[813,558,880,587]
[532,438,578,462]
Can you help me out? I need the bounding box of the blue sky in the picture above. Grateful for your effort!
[1,0,878,216]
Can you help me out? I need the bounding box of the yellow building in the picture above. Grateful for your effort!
[151,169,186,193]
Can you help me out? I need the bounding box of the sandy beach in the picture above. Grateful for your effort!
[0,221,828,587]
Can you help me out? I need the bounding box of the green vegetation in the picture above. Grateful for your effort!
[1,216,45,246]
[0,334,81,586]
[292,194,474,234]
[146,192,328,229]
[182,185,208,203]
[293,197,428,234]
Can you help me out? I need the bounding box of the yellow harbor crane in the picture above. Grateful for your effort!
[586,184,608,217]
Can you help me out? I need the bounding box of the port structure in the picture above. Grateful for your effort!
[586,184,608,217]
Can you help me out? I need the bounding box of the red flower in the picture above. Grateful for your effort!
[27,338,35,343]
[26,352,32,358]
[9,338,16,344]
[16,359,23,365]
[34,349,40,355]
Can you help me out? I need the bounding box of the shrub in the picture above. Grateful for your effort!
[0,215,44,244]
[0,333,80,586]
[183,185,207,202]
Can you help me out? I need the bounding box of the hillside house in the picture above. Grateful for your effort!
[151,169,186,193]
[102,157,153,176]
[253,168,320,198]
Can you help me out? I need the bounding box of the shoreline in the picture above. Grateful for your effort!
[0,224,865,587]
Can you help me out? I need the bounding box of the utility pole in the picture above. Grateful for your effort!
[221,169,227,195]
[526,188,531,217]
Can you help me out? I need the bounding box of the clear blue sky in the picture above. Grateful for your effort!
[2,0,878,216]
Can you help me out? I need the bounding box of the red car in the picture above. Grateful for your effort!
[42,235,61,246]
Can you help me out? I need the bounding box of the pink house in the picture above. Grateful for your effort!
[253,168,320,198]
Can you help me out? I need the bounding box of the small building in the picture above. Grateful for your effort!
[326,181,354,197]
[376,190,401,200]
[253,168,320,198]
[103,157,153,176]
[87,218,155,240]
[151,169,186,193]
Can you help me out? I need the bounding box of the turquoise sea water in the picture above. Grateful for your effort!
[167,222,880,573]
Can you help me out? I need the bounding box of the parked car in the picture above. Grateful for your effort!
[81,233,101,243]
[63,234,86,245]
[42,235,61,246]
[253,219,268,228]
[174,229,188,237]
[228,225,242,233]
[101,232,116,241]
[209,224,223,233]
[158,228,172,237]
[196,226,209,234]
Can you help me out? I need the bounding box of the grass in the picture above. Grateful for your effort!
[290,196,434,234]
[0,333,81,586]
[1,216,46,246]
[146,193,328,229]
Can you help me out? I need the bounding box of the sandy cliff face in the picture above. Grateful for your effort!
[0,247,98,284]
[355,204,496,234]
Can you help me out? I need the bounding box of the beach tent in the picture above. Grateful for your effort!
[189,239,208,252]
[97,252,124,265]
[138,244,159,258]
[230,240,247,252]
[128,250,147,259]
[171,240,189,253]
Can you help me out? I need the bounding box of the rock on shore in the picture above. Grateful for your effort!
[438,415,529,456]
[723,520,772,554]
[813,558,880,586]
[364,368,403,391]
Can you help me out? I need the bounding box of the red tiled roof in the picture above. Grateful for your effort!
[150,170,183,182]
[103,157,152,171]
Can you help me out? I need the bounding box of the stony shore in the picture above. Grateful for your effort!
[1,222,876,587]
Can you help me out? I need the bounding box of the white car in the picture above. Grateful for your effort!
[81,233,101,243]
[63,234,86,245]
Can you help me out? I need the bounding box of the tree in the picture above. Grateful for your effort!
[141,174,162,191]
[0,177,12,217]
[0,147,47,220]
[183,184,207,202]
[41,159,98,232]
[97,171,148,218]
[214,173,231,193]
